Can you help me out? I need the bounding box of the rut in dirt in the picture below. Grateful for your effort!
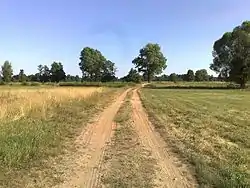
[53,89,130,188]
[131,88,197,188]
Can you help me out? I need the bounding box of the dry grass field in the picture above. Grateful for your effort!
[0,87,102,121]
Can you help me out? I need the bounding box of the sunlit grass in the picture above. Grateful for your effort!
[140,89,250,187]
[0,86,119,187]
[0,87,102,121]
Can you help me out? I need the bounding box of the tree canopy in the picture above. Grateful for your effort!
[50,62,66,82]
[38,65,51,82]
[195,69,209,81]
[169,73,178,82]
[185,69,195,81]
[1,61,13,83]
[18,69,27,82]
[210,21,250,88]
[79,47,116,82]
[132,43,167,82]
[121,68,142,83]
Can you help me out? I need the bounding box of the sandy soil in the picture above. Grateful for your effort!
[53,89,131,188]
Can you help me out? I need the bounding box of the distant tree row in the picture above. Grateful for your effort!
[148,69,216,82]
[2,20,250,87]
[0,61,69,83]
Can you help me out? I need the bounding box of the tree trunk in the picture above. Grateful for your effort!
[240,81,246,89]
[147,69,151,83]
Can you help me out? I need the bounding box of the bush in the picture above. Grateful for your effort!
[30,82,41,86]
[227,83,240,89]
[21,82,30,86]
[0,81,5,85]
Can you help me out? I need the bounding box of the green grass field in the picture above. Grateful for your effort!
[140,88,250,187]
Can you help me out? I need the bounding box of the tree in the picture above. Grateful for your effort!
[28,73,40,82]
[101,60,117,82]
[121,68,142,83]
[132,43,167,82]
[1,61,13,82]
[50,62,66,82]
[185,69,195,81]
[169,73,178,82]
[18,69,27,82]
[195,69,209,81]
[38,65,51,82]
[12,75,19,82]
[75,75,81,82]
[65,74,81,82]
[210,21,250,88]
[79,47,117,82]
[79,47,106,81]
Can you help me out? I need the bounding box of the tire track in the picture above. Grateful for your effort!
[53,89,130,188]
[131,88,197,188]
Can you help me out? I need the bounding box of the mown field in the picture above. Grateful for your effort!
[0,86,120,187]
[146,81,243,89]
[140,88,250,187]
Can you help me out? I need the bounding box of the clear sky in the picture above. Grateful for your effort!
[0,0,249,77]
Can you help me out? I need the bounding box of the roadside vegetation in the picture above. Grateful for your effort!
[140,88,250,187]
[101,92,157,188]
[0,87,120,187]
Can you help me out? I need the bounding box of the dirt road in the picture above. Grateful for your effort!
[53,89,130,188]
[131,88,197,188]
[53,87,196,188]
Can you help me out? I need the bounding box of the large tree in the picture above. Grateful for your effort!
[79,47,104,81]
[185,69,195,81]
[210,21,250,88]
[195,69,209,81]
[101,60,117,82]
[1,61,13,82]
[50,62,66,82]
[132,43,167,82]
[38,65,51,82]
[79,47,116,82]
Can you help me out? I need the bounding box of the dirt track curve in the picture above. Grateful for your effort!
[53,87,196,188]
[131,88,197,188]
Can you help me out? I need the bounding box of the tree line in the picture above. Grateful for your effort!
[0,21,249,87]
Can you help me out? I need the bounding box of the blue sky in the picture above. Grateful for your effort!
[0,0,249,77]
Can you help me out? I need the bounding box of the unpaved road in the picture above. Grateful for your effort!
[53,89,130,188]
[131,88,197,188]
[53,87,196,188]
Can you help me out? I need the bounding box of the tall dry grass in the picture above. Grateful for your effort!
[0,86,120,188]
[0,87,102,121]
